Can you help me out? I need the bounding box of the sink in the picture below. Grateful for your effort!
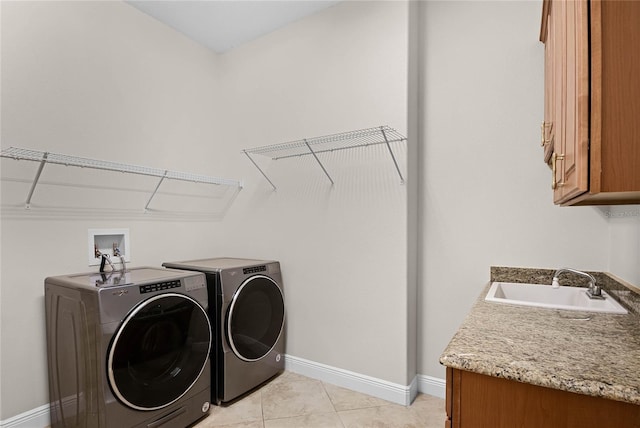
[485,282,628,314]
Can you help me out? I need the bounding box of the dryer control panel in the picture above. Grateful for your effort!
[139,280,181,294]
[243,265,266,275]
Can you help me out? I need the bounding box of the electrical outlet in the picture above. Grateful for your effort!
[88,228,130,266]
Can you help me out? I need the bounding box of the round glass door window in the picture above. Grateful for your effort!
[108,293,211,410]
[227,275,285,362]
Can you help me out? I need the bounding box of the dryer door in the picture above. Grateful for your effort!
[226,275,285,361]
[107,293,211,411]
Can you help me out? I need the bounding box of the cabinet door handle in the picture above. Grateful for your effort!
[541,121,553,146]
[552,152,565,189]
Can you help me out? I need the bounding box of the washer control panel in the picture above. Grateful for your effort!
[139,280,181,294]
[243,265,266,275]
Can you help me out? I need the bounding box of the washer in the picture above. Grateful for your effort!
[44,267,212,428]
[162,258,285,404]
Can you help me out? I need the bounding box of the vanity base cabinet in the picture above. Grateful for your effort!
[445,368,640,428]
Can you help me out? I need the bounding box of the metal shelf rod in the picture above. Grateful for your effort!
[243,151,277,191]
[303,139,334,186]
[380,126,405,184]
[25,152,48,209]
[144,170,168,211]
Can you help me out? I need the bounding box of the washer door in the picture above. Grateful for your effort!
[227,275,285,362]
[108,293,211,411]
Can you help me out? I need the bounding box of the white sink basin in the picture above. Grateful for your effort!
[486,282,628,314]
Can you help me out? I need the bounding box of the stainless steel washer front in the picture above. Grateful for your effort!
[45,267,212,428]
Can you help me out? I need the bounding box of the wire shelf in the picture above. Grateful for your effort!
[0,146,242,211]
[245,126,406,159]
[242,125,406,189]
[1,147,241,186]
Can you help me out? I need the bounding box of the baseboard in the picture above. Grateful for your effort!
[417,374,446,399]
[0,404,49,428]
[1,364,446,427]
[285,354,424,406]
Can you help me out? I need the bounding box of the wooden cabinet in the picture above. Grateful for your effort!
[540,0,640,206]
[445,367,640,428]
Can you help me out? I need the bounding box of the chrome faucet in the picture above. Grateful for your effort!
[552,267,603,299]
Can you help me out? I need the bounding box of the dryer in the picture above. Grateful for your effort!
[162,258,285,404]
[44,267,212,428]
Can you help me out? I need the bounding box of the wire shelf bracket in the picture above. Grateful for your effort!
[303,138,335,187]
[0,146,243,211]
[243,151,277,191]
[242,125,406,190]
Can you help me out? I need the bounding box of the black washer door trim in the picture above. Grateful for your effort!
[107,292,211,410]
[226,275,285,362]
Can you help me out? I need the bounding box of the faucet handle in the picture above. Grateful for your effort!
[586,286,605,300]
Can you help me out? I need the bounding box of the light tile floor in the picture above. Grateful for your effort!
[192,371,446,428]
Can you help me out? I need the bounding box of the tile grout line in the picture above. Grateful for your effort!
[320,380,339,413]
[260,387,265,427]
[320,380,347,428]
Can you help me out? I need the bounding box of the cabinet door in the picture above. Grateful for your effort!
[551,0,589,204]
[445,367,461,428]
[590,0,640,196]
[447,368,640,428]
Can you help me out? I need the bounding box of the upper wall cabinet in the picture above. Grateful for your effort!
[540,0,640,206]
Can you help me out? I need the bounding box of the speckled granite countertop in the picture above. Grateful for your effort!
[440,267,640,405]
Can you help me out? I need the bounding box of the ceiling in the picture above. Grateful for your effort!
[126,1,342,54]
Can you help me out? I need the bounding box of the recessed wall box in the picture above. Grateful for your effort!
[88,228,130,267]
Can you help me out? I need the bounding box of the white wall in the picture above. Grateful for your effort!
[1,0,411,420]
[606,206,640,285]
[211,0,411,385]
[416,1,612,379]
[0,0,224,419]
